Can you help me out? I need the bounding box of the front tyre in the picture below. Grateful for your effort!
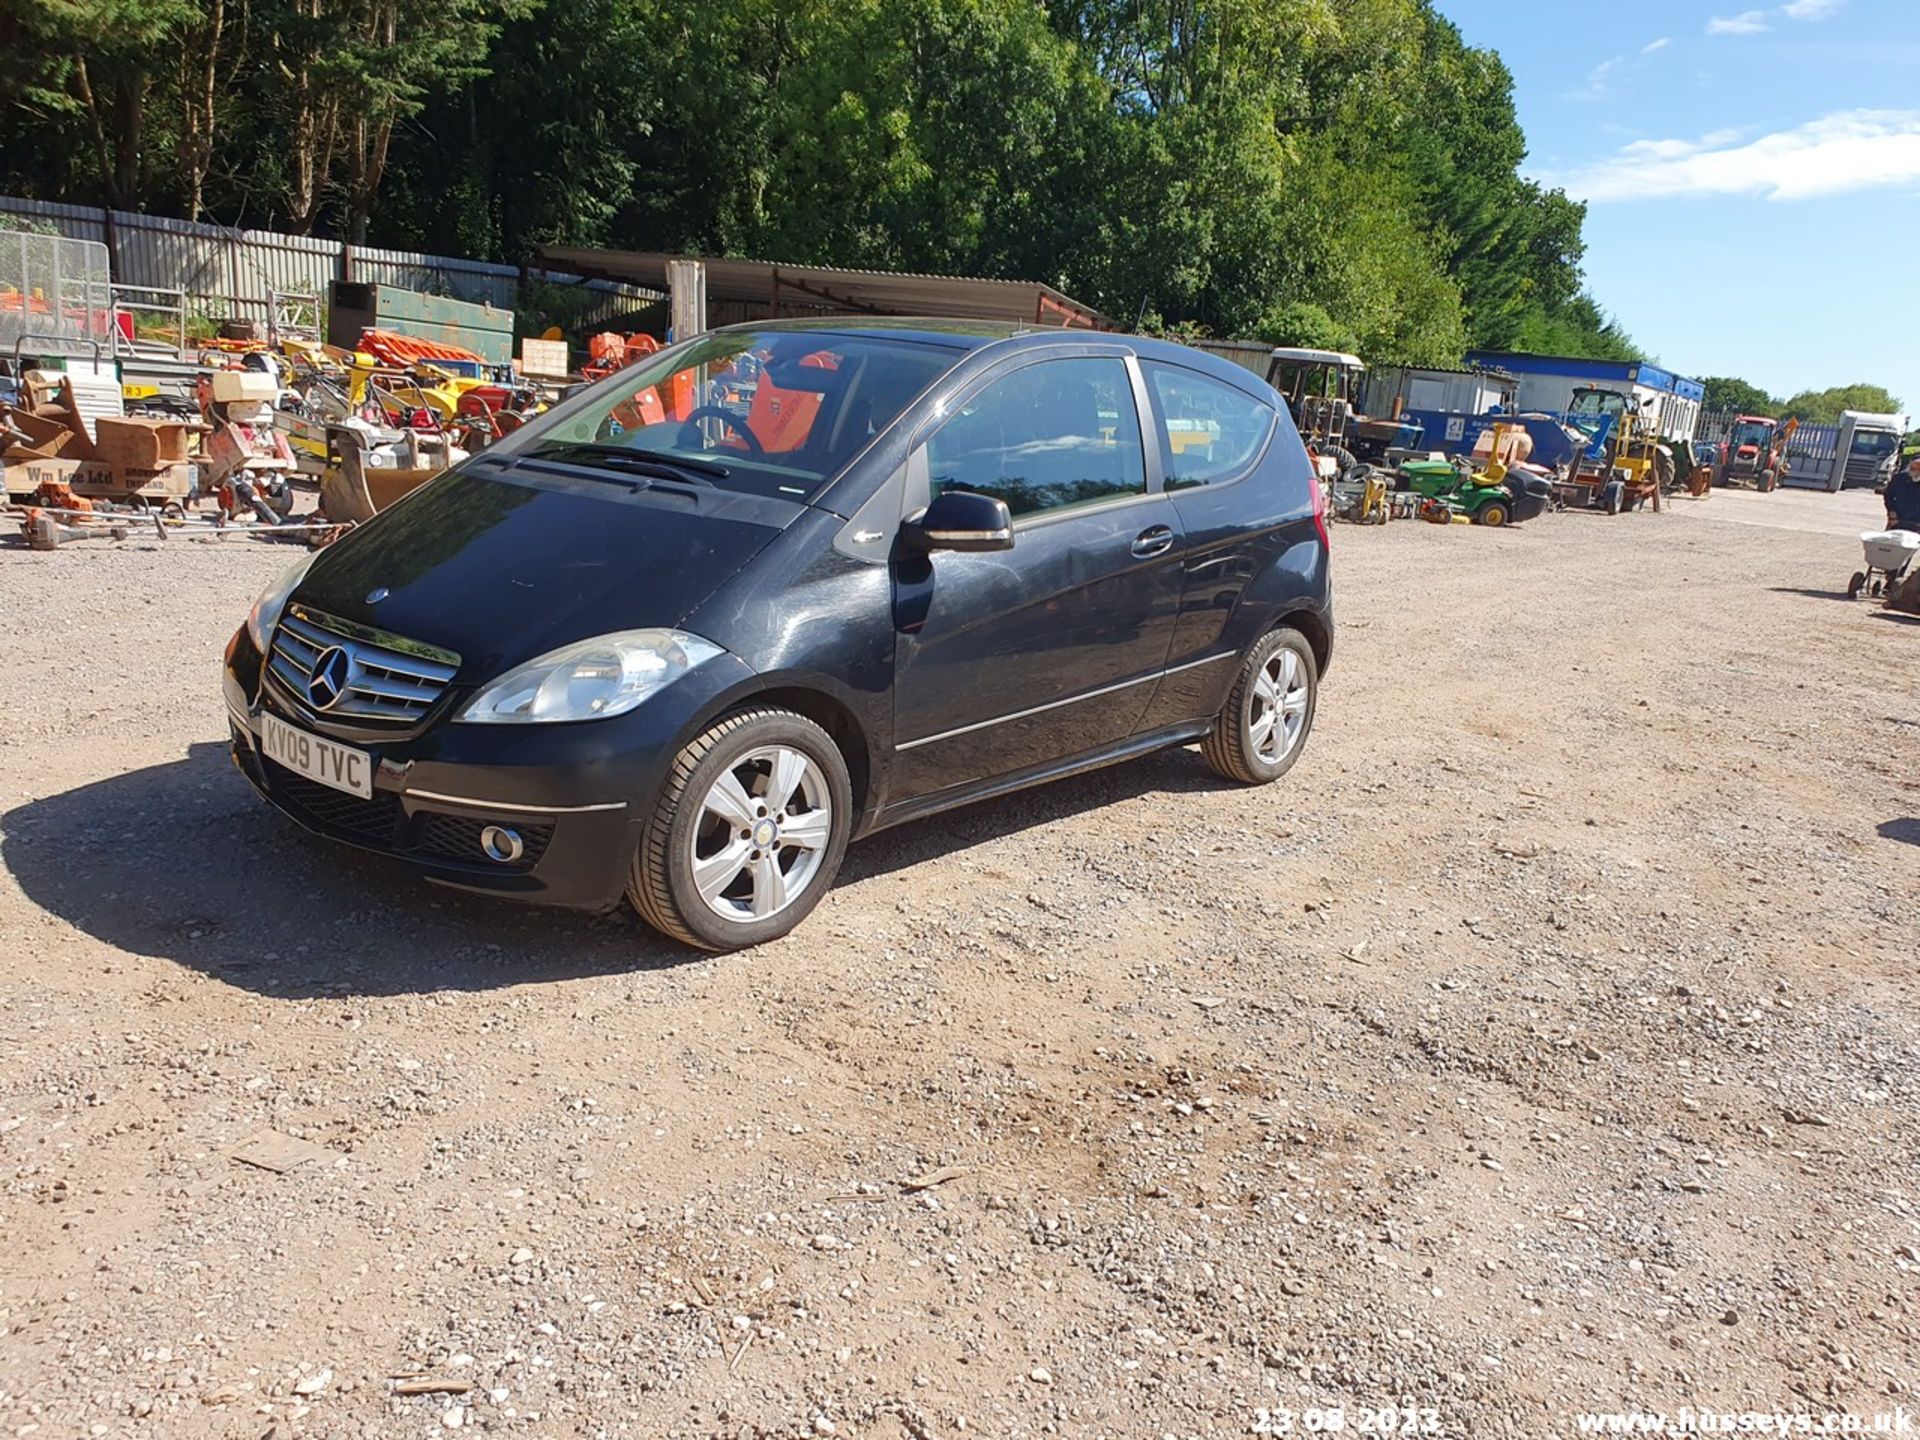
[629,708,852,952]
[1201,627,1319,785]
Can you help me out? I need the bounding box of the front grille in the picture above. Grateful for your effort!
[268,606,460,726]
[415,813,554,868]
[264,759,404,845]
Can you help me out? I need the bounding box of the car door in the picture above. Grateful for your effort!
[1134,358,1314,731]
[888,353,1184,802]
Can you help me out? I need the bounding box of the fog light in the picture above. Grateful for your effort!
[479,825,525,863]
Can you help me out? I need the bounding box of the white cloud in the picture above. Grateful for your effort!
[1708,0,1842,31]
[1568,39,1669,100]
[1546,109,1920,203]
[1568,56,1620,99]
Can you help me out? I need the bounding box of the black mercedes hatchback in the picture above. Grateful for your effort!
[223,320,1333,950]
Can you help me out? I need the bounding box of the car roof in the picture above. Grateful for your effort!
[710,318,1280,394]
[711,316,1031,349]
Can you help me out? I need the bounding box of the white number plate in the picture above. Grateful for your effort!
[260,713,373,800]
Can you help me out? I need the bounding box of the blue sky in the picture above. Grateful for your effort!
[1435,0,1918,414]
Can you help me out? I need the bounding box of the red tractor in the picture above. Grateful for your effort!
[1715,414,1798,492]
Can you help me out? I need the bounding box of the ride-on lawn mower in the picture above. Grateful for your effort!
[1396,424,1552,527]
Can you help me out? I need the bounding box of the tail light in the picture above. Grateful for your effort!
[1310,459,1330,549]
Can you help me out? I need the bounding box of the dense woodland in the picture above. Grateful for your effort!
[0,0,1663,366]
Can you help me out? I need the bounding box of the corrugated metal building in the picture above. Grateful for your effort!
[1362,364,1515,420]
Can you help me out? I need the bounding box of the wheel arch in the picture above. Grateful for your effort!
[729,683,875,819]
[1276,604,1333,678]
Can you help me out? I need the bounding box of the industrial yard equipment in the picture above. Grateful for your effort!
[1849,530,1919,600]
[1396,425,1552,526]
[1329,463,1392,524]
[1264,347,1365,476]
[1555,385,1671,513]
[1715,415,1796,491]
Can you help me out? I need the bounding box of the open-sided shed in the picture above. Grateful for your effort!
[536,247,1111,331]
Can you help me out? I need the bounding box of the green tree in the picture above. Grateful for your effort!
[0,0,1649,375]
[1780,383,1903,425]
[252,0,520,239]
[6,0,199,209]
[1700,376,1778,415]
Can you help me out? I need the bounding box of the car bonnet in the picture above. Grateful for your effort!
[287,461,792,682]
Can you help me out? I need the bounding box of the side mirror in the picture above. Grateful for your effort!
[903,489,1013,553]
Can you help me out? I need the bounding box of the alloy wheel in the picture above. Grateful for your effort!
[688,745,833,923]
[1249,648,1310,764]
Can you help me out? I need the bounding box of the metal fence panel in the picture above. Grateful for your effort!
[0,195,660,349]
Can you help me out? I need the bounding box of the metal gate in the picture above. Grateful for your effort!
[1783,423,1840,490]
[0,231,114,357]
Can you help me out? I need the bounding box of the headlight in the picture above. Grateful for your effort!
[457,629,723,724]
[244,550,318,652]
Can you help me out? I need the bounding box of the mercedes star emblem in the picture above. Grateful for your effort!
[307,646,351,710]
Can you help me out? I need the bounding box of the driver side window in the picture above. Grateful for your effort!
[926,357,1145,521]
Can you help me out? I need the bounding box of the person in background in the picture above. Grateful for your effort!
[1886,455,1920,534]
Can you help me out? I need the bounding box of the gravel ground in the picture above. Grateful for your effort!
[1,486,1916,1439]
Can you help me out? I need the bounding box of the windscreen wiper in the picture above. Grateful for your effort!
[530,442,725,485]
[614,445,732,479]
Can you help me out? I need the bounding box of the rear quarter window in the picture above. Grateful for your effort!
[1144,361,1277,489]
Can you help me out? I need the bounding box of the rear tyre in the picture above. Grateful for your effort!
[1475,500,1509,527]
[1847,571,1867,599]
[1201,627,1318,785]
[628,708,852,952]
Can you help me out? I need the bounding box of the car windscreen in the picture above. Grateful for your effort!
[493,331,957,499]
[1850,429,1898,457]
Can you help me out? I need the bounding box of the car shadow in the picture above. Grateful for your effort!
[1878,818,1920,848]
[1766,586,1861,602]
[839,744,1232,884]
[3,739,1236,999]
[1,741,692,999]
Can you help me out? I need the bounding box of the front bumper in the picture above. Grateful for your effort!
[224,624,752,911]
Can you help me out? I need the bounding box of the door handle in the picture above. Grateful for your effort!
[1131,525,1175,559]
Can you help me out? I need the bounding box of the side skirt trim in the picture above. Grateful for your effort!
[860,719,1214,837]
[893,651,1234,753]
